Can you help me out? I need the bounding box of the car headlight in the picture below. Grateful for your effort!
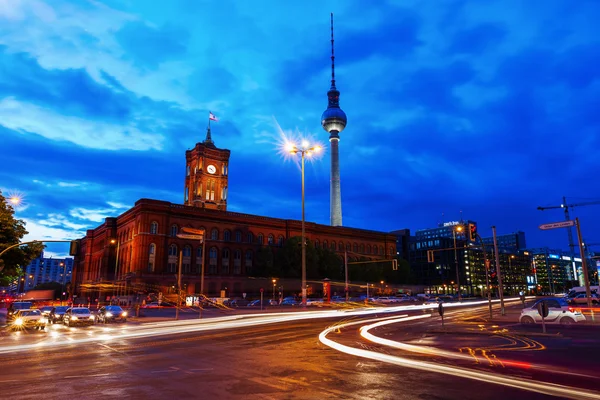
[40,318,47,324]
[72,316,78,320]
[122,312,127,317]
[89,316,95,320]
[14,318,23,326]
[106,312,113,317]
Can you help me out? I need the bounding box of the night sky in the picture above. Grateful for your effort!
[1,0,599,257]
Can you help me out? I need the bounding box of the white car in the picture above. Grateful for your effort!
[11,309,46,330]
[520,298,586,325]
[63,307,96,327]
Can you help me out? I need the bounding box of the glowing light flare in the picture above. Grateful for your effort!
[6,190,25,210]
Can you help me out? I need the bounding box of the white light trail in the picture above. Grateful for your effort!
[319,315,600,399]
[0,298,523,355]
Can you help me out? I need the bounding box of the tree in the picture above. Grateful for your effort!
[0,190,44,285]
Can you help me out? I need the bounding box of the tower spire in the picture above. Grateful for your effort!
[330,12,335,89]
[321,13,347,227]
[204,125,214,146]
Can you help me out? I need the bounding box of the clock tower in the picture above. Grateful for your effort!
[184,126,230,210]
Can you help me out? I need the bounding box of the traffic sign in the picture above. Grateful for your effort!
[260,288,264,293]
[539,220,575,230]
[176,233,204,240]
[181,227,205,235]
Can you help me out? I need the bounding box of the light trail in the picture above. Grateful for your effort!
[0,297,522,355]
[319,315,600,399]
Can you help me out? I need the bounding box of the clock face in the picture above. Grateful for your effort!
[207,165,217,174]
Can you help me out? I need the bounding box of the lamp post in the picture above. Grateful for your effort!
[286,140,322,307]
[452,225,464,301]
[272,279,277,302]
[110,238,120,301]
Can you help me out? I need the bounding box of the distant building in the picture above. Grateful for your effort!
[481,231,526,252]
[527,248,585,293]
[22,252,73,291]
[406,221,530,296]
[390,229,410,261]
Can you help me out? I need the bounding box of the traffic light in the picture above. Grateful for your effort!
[69,239,81,256]
[468,224,477,241]
[427,250,434,263]
[392,259,398,271]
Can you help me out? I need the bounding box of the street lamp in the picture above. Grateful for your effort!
[272,278,277,301]
[286,140,322,307]
[453,225,464,301]
[110,238,120,301]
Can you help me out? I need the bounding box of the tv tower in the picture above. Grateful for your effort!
[321,12,347,227]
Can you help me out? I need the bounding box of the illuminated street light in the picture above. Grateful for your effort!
[272,279,277,301]
[453,225,464,301]
[287,140,322,307]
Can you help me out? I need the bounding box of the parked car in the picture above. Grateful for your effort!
[520,298,586,325]
[229,299,250,307]
[281,297,300,306]
[96,305,128,323]
[7,301,33,322]
[11,309,45,330]
[48,306,70,324]
[142,302,160,309]
[247,299,270,307]
[63,307,95,327]
[569,293,600,305]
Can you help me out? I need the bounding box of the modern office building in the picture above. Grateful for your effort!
[481,231,526,252]
[21,252,73,291]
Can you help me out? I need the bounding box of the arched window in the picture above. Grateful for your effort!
[208,247,218,275]
[339,242,344,251]
[346,242,351,251]
[315,240,320,249]
[267,234,274,245]
[360,244,365,253]
[235,230,242,242]
[183,245,192,257]
[149,244,155,255]
[224,230,231,241]
[379,246,384,255]
[168,244,178,256]
[353,243,358,253]
[247,232,253,243]
[367,244,372,254]
[221,248,230,274]
[278,235,284,246]
[331,241,336,250]
[211,228,219,240]
[222,248,230,258]
[196,247,203,258]
[245,250,253,273]
[257,234,264,245]
[390,246,395,256]
[170,224,178,237]
[150,221,158,234]
[323,240,328,249]
[233,249,242,274]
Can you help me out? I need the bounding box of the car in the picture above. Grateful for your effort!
[228,299,250,307]
[63,307,95,327]
[48,306,70,324]
[7,301,33,322]
[569,293,600,305]
[281,298,300,306]
[142,302,160,308]
[96,305,128,323]
[39,306,54,317]
[520,298,586,325]
[247,299,271,307]
[11,309,45,330]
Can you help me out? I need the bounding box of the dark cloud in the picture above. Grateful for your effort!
[115,22,189,68]
[448,23,507,55]
[0,46,130,121]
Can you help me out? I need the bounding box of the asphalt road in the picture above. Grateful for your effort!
[2,303,589,400]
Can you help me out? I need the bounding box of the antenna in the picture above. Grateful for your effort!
[330,12,335,87]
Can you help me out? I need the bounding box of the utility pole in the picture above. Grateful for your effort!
[344,250,349,302]
[575,218,593,309]
[175,249,183,320]
[476,233,493,319]
[492,226,505,316]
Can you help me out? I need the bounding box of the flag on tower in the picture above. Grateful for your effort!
[209,111,218,121]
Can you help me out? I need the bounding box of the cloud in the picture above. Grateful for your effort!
[0,97,163,150]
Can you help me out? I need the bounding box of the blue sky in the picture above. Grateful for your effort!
[1,0,599,257]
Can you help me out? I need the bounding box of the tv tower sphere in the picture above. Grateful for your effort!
[321,100,347,134]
